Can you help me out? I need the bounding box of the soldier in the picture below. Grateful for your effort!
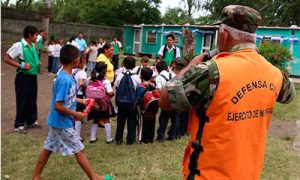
[159,5,295,179]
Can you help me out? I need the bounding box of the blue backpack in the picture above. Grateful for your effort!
[116,70,136,109]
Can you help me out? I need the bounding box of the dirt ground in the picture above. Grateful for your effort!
[1,44,298,140]
[1,45,97,137]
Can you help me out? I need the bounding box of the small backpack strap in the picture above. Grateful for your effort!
[136,66,141,75]
[160,74,169,82]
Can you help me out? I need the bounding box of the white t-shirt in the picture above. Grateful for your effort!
[36,35,42,43]
[158,45,181,59]
[111,41,122,48]
[72,68,88,96]
[114,69,141,89]
[97,42,106,49]
[54,44,62,57]
[48,44,55,56]
[6,39,35,60]
[87,46,98,62]
[102,79,113,93]
[67,40,80,50]
[132,65,143,76]
[155,70,176,89]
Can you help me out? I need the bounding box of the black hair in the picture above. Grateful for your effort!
[170,60,178,66]
[123,56,136,70]
[78,32,83,35]
[156,61,168,73]
[98,43,112,54]
[141,56,149,63]
[60,45,80,65]
[176,62,185,71]
[166,33,175,40]
[90,41,97,45]
[23,25,38,38]
[39,29,45,33]
[113,36,117,39]
[140,68,153,81]
[69,36,76,42]
[91,61,107,81]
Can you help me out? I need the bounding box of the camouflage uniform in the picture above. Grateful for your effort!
[166,5,295,113]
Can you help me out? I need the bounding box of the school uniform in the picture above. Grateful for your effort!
[47,44,54,73]
[155,70,178,141]
[6,39,40,129]
[114,69,141,144]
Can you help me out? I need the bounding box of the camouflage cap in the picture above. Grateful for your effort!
[213,5,262,33]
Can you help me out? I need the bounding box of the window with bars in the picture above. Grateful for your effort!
[146,31,157,44]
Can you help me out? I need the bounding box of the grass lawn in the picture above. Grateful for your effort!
[2,131,300,179]
[273,83,300,121]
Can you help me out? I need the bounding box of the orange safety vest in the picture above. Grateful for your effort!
[182,49,283,180]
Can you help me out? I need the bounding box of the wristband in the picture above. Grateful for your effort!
[20,62,26,69]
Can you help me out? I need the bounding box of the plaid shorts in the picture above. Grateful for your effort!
[44,127,84,156]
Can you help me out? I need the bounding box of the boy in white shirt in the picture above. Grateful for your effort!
[52,39,62,73]
[155,61,177,142]
[132,56,150,76]
[114,56,141,145]
[47,40,55,74]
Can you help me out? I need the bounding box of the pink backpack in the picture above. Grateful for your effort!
[85,80,110,111]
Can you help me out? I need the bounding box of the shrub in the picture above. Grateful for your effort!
[259,41,292,73]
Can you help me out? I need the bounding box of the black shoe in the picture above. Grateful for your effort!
[80,138,84,142]
[98,124,104,128]
[116,140,122,145]
[157,138,164,143]
[90,138,98,143]
[106,139,114,144]
[167,136,175,141]
[28,122,42,128]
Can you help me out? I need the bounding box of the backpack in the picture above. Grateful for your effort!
[140,83,160,114]
[160,72,172,82]
[136,66,141,75]
[85,80,110,111]
[116,70,136,109]
[162,44,177,59]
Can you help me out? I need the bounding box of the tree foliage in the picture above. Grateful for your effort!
[163,7,193,25]
[259,42,292,73]
[203,0,300,26]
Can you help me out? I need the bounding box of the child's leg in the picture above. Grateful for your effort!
[90,120,98,142]
[75,150,101,180]
[103,119,113,142]
[115,107,127,144]
[32,149,52,180]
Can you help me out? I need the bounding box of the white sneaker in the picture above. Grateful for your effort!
[14,126,27,134]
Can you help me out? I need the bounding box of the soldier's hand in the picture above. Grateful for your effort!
[23,64,31,70]
[189,52,208,66]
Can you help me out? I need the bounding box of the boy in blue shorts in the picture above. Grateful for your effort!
[32,45,104,180]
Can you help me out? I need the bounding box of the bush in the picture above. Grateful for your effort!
[259,41,292,73]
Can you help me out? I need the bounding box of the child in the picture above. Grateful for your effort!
[114,56,141,145]
[32,45,105,180]
[52,39,62,73]
[155,61,177,142]
[133,56,150,76]
[87,62,114,144]
[86,41,98,74]
[136,68,158,143]
[72,56,88,142]
[168,60,178,74]
[47,40,55,74]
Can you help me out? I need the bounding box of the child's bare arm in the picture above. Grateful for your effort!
[76,98,87,105]
[107,92,114,97]
[54,101,85,120]
[78,79,85,87]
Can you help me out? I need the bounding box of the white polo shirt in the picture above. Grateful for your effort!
[158,45,181,59]
[114,69,141,89]
[6,39,35,60]
[155,70,176,89]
